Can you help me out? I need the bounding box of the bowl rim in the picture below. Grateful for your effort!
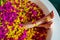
[40,0,60,40]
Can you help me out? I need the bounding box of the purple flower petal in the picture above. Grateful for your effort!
[32,10,37,16]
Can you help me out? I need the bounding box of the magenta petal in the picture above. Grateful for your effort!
[19,24,24,27]
[32,10,37,16]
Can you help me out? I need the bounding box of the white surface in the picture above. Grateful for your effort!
[40,0,60,40]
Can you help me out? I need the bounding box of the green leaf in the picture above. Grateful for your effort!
[2,0,6,3]
[0,0,1,6]
[0,0,6,6]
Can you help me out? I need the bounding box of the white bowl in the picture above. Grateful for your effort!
[40,0,60,40]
